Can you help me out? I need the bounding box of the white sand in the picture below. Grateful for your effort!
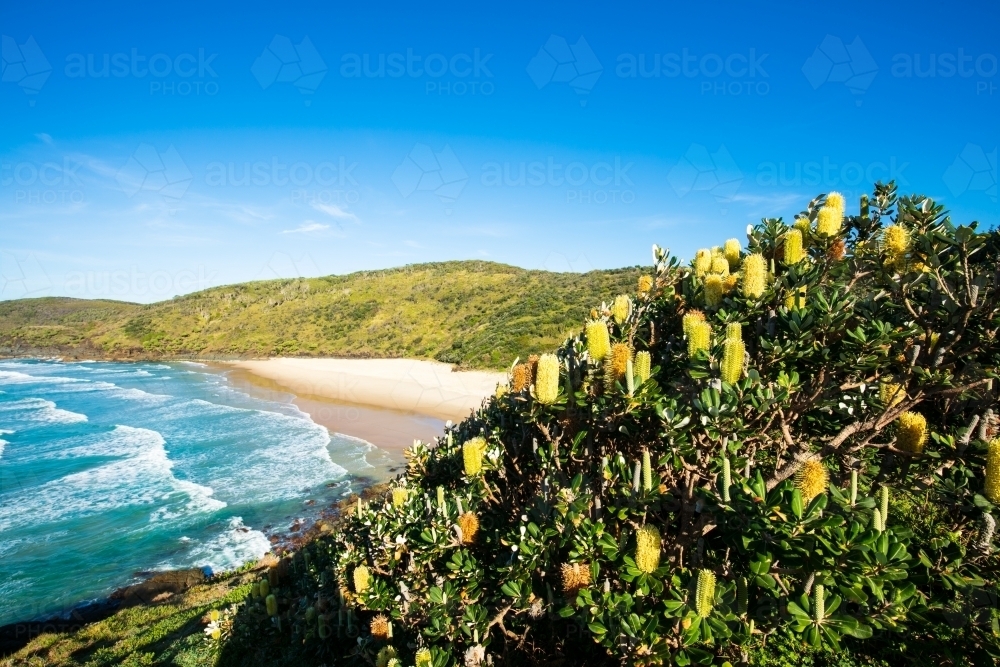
[226,358,505,422]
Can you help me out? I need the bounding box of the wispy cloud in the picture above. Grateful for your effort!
[282,221,330,234]
[311,202,359,223]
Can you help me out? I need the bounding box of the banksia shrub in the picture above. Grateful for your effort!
[687,321,711,357]
[370,614,390,640]
[796,459,829,504]
[986,439,1000,503]
[561,562,591,595]
[511,363,532,392]
[694,248,712,276]
[742,253,767,298]
[721,337,745,384]
[463,437,487,476]
[695,569,716,618]
[458,512,479,544]
[535,353,560,404]
[704,274,724,308]
[724,238,741,270]
[634,350,651,384]
[611,294,631,325]
[353,565,370,595]
[816,205,843,237]
[392,488,408,508]
[585,320,611,362]
[635,524,662,573]
[896,412,927,454]
[784,229,805,264]
[638,274,654,294]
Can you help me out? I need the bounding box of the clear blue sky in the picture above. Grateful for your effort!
[2,0,997,302]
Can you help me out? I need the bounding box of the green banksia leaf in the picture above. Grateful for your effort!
[880,486,890,527]
[704,274,724,307]
[535,354,560,404]
[784,228,805,264]
[860,193,870,219]
[642,449,652,492]
[463,437,487,476]
[816,205,843,237]
[635,525,662,573]
[392,488,408,508]
[736,576,748,615]
[724,238,741,270]
[585,320,611,362]
[634,351,651,385]
[688,321,711,357]
[796,459,829,504]
[986,439,1000,503]
[694,248,712,276]
[415,647,433,667]
[896,412,927,454]
[695,569,716,618]
[265,593,278,617]
[813,584,825,623]
[742,254,767,298]
[721,338,745,384]
[611,294,631,325]
[722,456,731,502]
[353,565,370,594]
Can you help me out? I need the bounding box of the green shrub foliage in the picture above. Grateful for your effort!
[228,184,1000,666]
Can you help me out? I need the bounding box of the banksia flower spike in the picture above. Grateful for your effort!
[884,225,910,258]
[511,363,532,392]
[796,459,829,504]
[694,248,712,276]
[642,449,653,492]
[724,238,741,270]
[813,584,825,623]
[535,353,560,404]
[850,470,858,506]
[828,238,846,261]
[880,381,905,408]
[793,217,812,238]
[742,254,767,298]
[635,525,662,573]
[682,310,706,337]
[634,351,651,385]
[873,508,884,532]
[695,570,716,618]
[726,323,741,341]
[258,579,270,598]
[415,648,433,667]
[265,593,278,617]
[458,512,479,545]
[376,647,398,667]
[816,205,843,237]
[736,576,748,615]
[721,337,745,384]
[687,321,712,357]
[392,488,408,508]
[985,438,1000,503]
[722,456,732,502]
[784,229,805,264]
[704,274,724,308]
[611,294,632,325]
[722,273,739,294]
[879,486,890,527]
[437,485,446,511]
[785,286,806,310]
[586,320,611,362]
[370,614,390,640]
[826,191,845,213]
[710,256,730,276]
[463,437,487,476]
[353,565,370,595]
[637,274,654,294]
[895,412,927,454]
[606,343,632,385]
[561,562,592,595]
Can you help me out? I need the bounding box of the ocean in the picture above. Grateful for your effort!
[0,359,389,626]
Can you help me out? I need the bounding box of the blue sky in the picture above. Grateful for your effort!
[1,0,997,303]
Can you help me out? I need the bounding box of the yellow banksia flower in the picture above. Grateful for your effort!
[722,274,739,294]
[682,310,705,337]
[635,524,662,573]
[561,562,592,595]
[458,511,479,544]
[711,256,730,276]
[353,565,370,594]
[784,286,806,310]
[784,229,805,264]
[606,343,632,384]
[742,254,767,298]
[391,488,408,508]
[688,321,712,357]
[796,459,829,504]
[415,648,433,667]
[611,294,631,325]
[376,647,398,667]
[826,191,845,213]
[638,274,654,294]
[985,439,1000,503]
[694,248,712,276]
[816,205,843,237]
[884,225,910,257]
[463,437,487,476]
[695,569,716,618]
[535,353,560,404]
[895,412,927,454]
[494,383,508,399]
[724,238,741,270]
[370,614,390,640]
[880,381,905,408]
[704,274,724,308]
[634,351,651,385]
[793,217,812,239]
[721,338,745,384]
[586,320,611,362]
[511,363,532,392]
[726,323,741,341]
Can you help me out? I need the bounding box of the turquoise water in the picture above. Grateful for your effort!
[0,359,387,626]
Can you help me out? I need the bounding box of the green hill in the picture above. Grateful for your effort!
[0,261,643,369]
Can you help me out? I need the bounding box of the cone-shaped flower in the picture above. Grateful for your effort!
[353,565,370,594]
[463,437,487,476]
[879,486,889,527]
[687,321,712,357]
[710,256,730,276]
[813,584,825,623]
[586,320,611,362]
[560,562,592,595]
[370,614,390,640]
[511,363,531,392]
[635,525,662,573]
[535,353,560,404]
[695,570,716,618]
[724,238,741,270]
[784,229,805,264]
[259,579,270,598]
[682,310,706,337]
[392,488,408,508]
[796,459,829,504]
[704,275,724,308]
[826,191,845,213]
[726,323,741,341]
[721,338,745,384]
[642,449,652,492]
[694,249,712,276]
[458,512,479,544]
[637,274,654,294]
[611,295,631,325]
[634,351,651,384]
[895,412,927,454]
[723,274,739,294]
[377,647,398,667]
[415,648,433,667]
[985,438,1000,503]
[793,217,812,239]
[880,381,905,407]
[816,206,843,237]
[606,343,632,385]
[742,254,767,298]
[884,225,910,257]
[266,594,278,617]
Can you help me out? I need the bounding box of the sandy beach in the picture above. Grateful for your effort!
[218,358,505,459]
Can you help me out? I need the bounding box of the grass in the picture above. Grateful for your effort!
[0,261,643,369]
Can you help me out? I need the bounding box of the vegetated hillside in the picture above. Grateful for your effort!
[0,261,643,369]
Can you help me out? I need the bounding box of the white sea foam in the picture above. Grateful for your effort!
[0,370,84,386]
[162,517,271,573]
[0,397,89,424]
